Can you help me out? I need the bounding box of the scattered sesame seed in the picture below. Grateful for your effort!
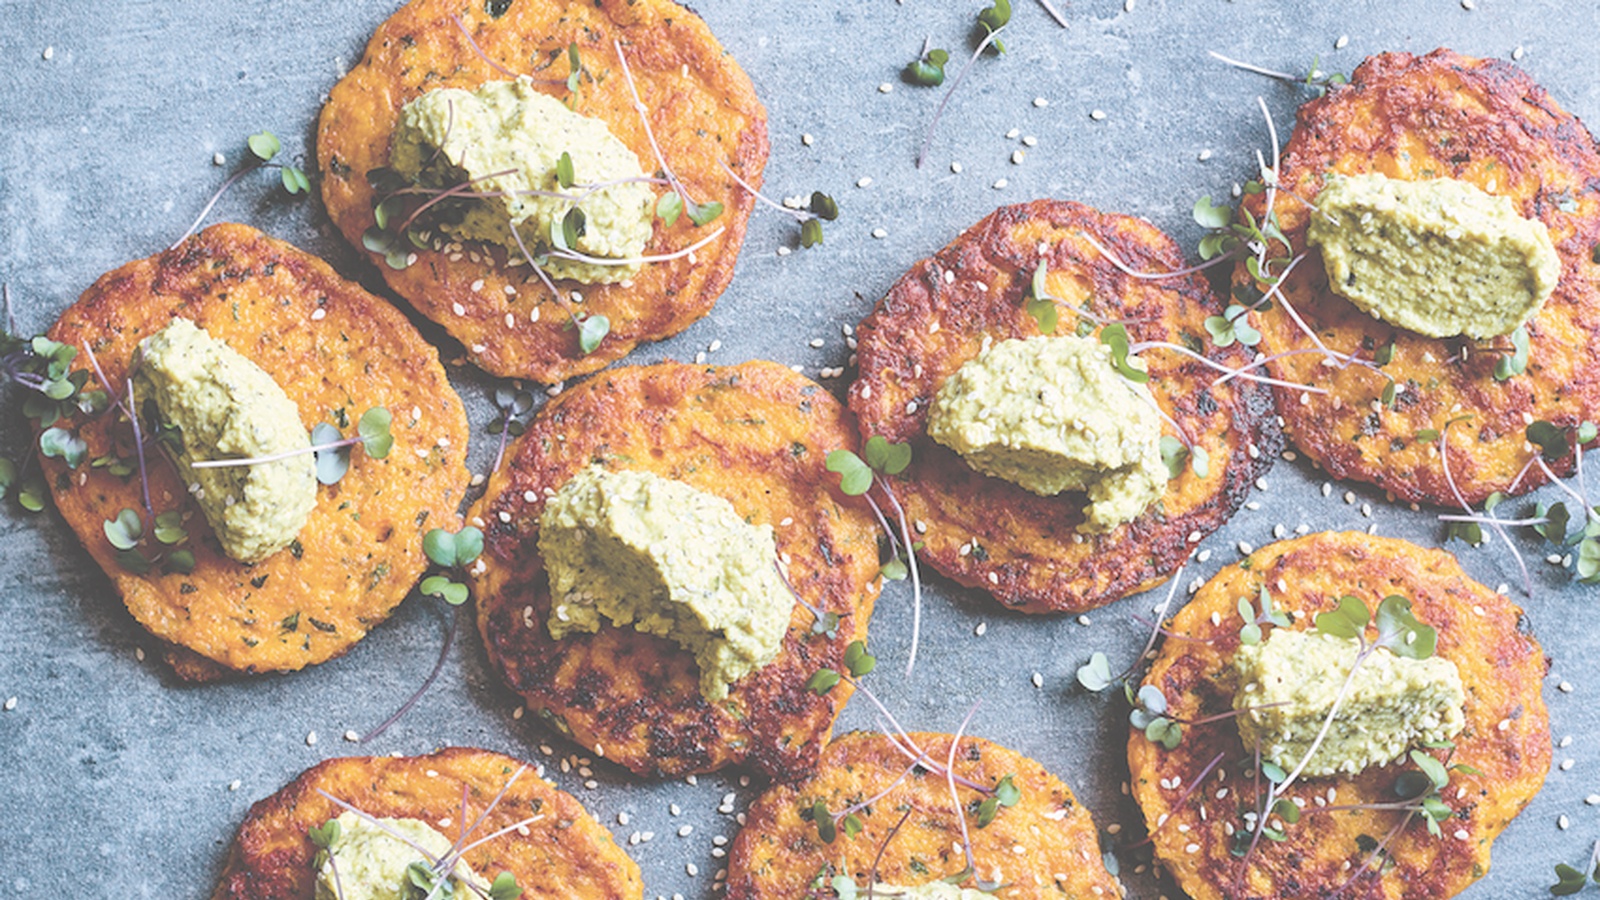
[228,779,241,791]
[872,227,888,239]
[1089,109,1106,120]
[1343,491,1356,504]
[452,302,466,316]
[1238,541,1254,555]
[1031,672,1044,689]
[1022,135,1038,147]
[344,730,360,742]
[992,178,1008,189]
[877,82,893,94]
[1078,615,1091,626]
[687,863,699,877]
[1562,736,1574,748]
[1460,0,1474,8]
[686,774,698,785]
[1255,477,1269,491]
[1586,795,1600,806]
[43,46,55,60]
[212,152,226,166]
[975,622,988,636]
[678,825,694,837]
[1512,46,1525,61]
[1011,149,1026,165]
[856,176,873,188]
[1033,96,1049,108]
[306,731,318,746]
[1562,759,1575,771]
[135,647,146,662]
[3,697,15,711]
[1198,149,1212,161]
[951,161,964,174]
[801,133,814,146]
[1561,814,1571,829]
[1560,681,1574,693]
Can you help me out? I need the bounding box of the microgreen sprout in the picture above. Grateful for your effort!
[189,407,392,486]
[826,436,923,674]
[915,5,1008,168]
[1515,420,1600,583]
[806,642,1019,891]
[102,506,195,575]
[1207,50,1349,97]
[1493,325,1531,381]
[171,130,308,249]
[716,160,838,248]
[1075,567,1185,694]
[904,39,951,87]
[312,763,533,900]
[487,386,535,476]
[613,39,723,227]
[1552,842,1600,895]
[776,561,843,638]
[1437,417,1534,594]
[359,526,484,743]
[1237,585,1290,646]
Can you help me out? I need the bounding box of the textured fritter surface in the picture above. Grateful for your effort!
[42,223,470,679]
[471,362,882,778]
[725,731,1123,899]
[318,0,768,383]
[211,748,641,900]
[1129,532,1549,900]
[849,200,1280,614]
[1242,49,1600,504]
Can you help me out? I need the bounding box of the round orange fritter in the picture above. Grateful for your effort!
[1128,532,1549,900]
[318,0,768,383]
[211,747,641,900]
[470,361,882,778]
[1241,49,1600,506]
[41,223,471,679]
[848,200,1280,614]
[725,730,1123,899]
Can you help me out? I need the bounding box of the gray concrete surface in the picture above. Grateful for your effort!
[1,0,1598,896]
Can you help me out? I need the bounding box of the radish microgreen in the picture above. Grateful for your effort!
[1493,324,1531,381]
[1207,51,1349,97]
[1553,842,1600,895]
[915,5,1009,168]
[717,160,838,248]
[826,436,923,673]
[188,407,391,485]
[487,386,535,475]
[1237,585,1289,646]
[171,130,309,249]
[102,506,195,575]
[904,39,950,87]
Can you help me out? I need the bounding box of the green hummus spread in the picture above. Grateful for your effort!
[132,318,315,563]
[538,465,793,702]
[1233,629,1466,778]
[1307,173,1559,339]
[926,335,1167,532]
[313,812,480,900]
[391,76,654,284]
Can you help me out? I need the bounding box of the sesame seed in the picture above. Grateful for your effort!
[451,302,466,316]
[1033,96,1049,108]
[872,228,888,239]
[687,775,698,785]
[1562,735,1574,747]
[1022,135,1038,147]
[1561,814,1571,830]
[992,178,1008,189]
[878,82,893,93]
[1238,541,1254,555]
[344,730,360,742]
[1198,549,1212,562]
[212,152,226,166]
[1255,477,1269,491]
[678,825,694,837]
[975,622,988,636]
[2,697,15,711]
[1562,759,1575,771]
[1321,482,1332,497]
[1335,35,1350,49]
[1586,795,1600,806]
[306,731,318,746]
[687,863,699,877]
[43,46,54,60]
[1090,109,1106,120]
[1078,615,1091,626]
[1011,149,1026,165]
[1461,0,1474,8]
[1343,491,1356,504]
[951,161,964,174]
[856,176,873,188]
[1512,46,1525,60]
[1031,672,1043,688]
[1561,681,1575,692]
[802,133,814,146]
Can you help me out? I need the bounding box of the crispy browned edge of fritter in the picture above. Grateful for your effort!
[470,361,883,779]
[40,222,471,680]
[725,730,1123,899]
[1128,531,1550,900]
[1243,48,1600,506]
[847,199,1281,615]
[318,0,769,383]
[210,747,643,900]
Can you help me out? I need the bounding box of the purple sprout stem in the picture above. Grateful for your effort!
[836,764,916,822]
[188,436,360,469]
[613,39,698,206]
[945,702,982,879]
[328,854,346,900]
[490,407,514,476]
[1079,231,1243,281]
[1256,97,1281,239]
[1128,613,1215,644]
[451,15,521,81]
[359,603,459,744]
[1327,809,1417,900]
[775,560,829,623]
[853,678,988,793]
[507,220,577,320]
[875,479,923,677]
[1176,701,1290,728]
[916,26,1007,169]
[440,764,529,865]
[314,788,446,865]
[547,226,726,268]
[1438,513,1549,527]
[1115,567,1185,684]
[450,813,548,859]
[171,162,265,250]
[1535,456,1595,513]
[125,380,155,522]
[1208,51,1300,84]
[1441,422,1531,595]
[861,492,899,554]
[1127,750,1227,849]
[1507,455,1539,494]
[1036,0,1069,27]
[1128,340,1328,393]
[863,806,916,900]
[395,167,521,236]
[717,159,811,223]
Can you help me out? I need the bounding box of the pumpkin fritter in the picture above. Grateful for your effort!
[1128,532,1548,900]
[471,361,881,778]
[725,730,1123,899]
[849,200,1280,614]
[1240,49,1600,505]
[318,0,768,383]
[42,223,470,679]
[211,747,641,900]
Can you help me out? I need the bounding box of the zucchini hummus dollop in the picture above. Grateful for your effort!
[313,811,481,900]
[391,76,654,284]
[1233,629,1466,778]
[132,318,315,564]
[538,465,793,702]
[1307,172,1560,339]
[927,335,1166,533]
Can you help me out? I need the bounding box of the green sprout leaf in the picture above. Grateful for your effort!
[420,575,470,605]
[993,773,1021,807]
[489,872,523,900]
[578,314,610,355]
[556,151,576,189]
[809,192,840,221]
[566,43,583,93]
[1190,445,1210,479]
[831,875,860,900]
[1271,796,1301,825]
[164,549,196,574]
[1203,304,1261,348]
[905,47,950,86]
[1315,595,1371,641]
[1580,421,1599,445]
[39,426,87,469]
[976,795,1001,827]
[841,813,863,839]
[154,510,187,546]
[247,131,281,162]
[799,218,824,248]
[358,407,393,459]
[423,526,483,569]
[1076,651,1113,691]
[977,0,1011,53]
[1192,195,1232,230]
[879,556,908,581]
[862,435,912,476]
[1158,436,1189,480]
[17,473,46,512]
[1026,263,1060,335]
[825,450,873,497]
[115,548,152,574]
[281,165,311,195]
[806,668,841,695]
[1494,324,1530,382]
[843,640,876,678]
[311,422,350,485]
[687,199,724,227]
[656,192,684,227]
[1099,323,1148,383]
[1145,717,1183,750]
[1577,539,1600,583]
[308,818,342,849]
[811,800,837,843]
[103,508,144,551]
[1374,341,1396,366]
[1409,749,1450,790]
[1374,595,1436,659]
[1534,502,1573,545]
[1528,420,1571,461]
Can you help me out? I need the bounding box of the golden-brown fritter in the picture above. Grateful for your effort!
[470,361,882,778]
[318,0,768,383]
[42,223,470,679]
[725,730,1123,899]
[1241,49,1600,505]
[849,200,1280,614]
[211,747,642,900]
[1128,532,1549,900]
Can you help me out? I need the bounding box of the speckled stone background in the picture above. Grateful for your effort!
[2,1,1598,897]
